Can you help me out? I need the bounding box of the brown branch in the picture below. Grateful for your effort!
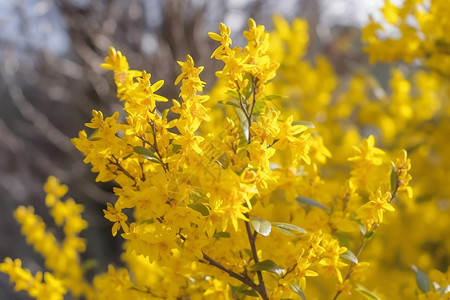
[201,252,260,293]
[108,155,136,182]
[245,219,269,300]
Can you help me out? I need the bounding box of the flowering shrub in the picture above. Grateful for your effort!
[1,2,450,299]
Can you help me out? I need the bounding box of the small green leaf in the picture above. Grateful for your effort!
[213,231,231,239]
[88,136,102,141]
[292,120,315,128]
[171,144,182,154]
[241,73,253,100]
[289,282,307,300]
[250,217,272,236]
[215,153,229,169]
[235,108,249,142]
[250,259,284,277]
[238,289,258,297]
[364,230,375,242]
[358,222,367,235]
[260,94,283,101]
[133,146,161,164]
[333,232,350,248]
[250,196,258,207]
[272,222,307,236]
[188,203,209,216]
[296,196,328,211]
[226,90,240,100]
[244,249,253,258]
[189,189,203,200]
[355,285,381,300]
[340,249,358,264]
[390,161,398,193]
[218,100,242,108]
[231,283,259,298]
[251,100,267,116]
[412,265,430,293]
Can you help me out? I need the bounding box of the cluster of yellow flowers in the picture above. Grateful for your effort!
[0,176,89,299]
[1,2,450,299]
[363,0,450,74]
[263,5,450,299]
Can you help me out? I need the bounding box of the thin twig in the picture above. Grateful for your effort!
[201,252,259,291]
[332,178,402,300]
[108,155,136,182]
[245,219,269,300]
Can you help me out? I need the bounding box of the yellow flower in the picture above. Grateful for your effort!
[358,188,395,224]
[103,203,129,236]
[294,256,319,290]
[208,22,232,59]
[395,149,413,198]
[381,0,400,24]
[0,258,66,300]
[44,176,68,207]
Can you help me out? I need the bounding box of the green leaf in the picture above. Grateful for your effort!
[244,249,253,259]
[292,120,315,128]
[289,282,307,300]
[250,217,272,236]
[238,289,258,297]
[133,146,161,164]
[260,94,283,101]
[189,189,203,200]
[358,222,367,235]
[213,231,231,239]
[88,136,102,141]
[235,108,249,142]
[215,153,229,169]
[188,203,209,216]
[296,196,328,211]
[340,249,358,264]
[250,259,284,277]
[226,90,240,100]
[390,161,398,193]
[252,100,267,115]
[171,144,182,154]
[272,222,307,236]
[412,265,430,293]
[229,284,245,300]
[364,230,375,242]
[241,73,253,100]
[250,196,258,207]
[231,283,259,298]
[218,100,242,109]
[333,232,350,248]
[355,285,381,300]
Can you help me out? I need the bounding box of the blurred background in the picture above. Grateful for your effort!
[0,0,387,298]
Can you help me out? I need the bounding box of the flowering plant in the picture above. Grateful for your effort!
[2,2,449,299]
